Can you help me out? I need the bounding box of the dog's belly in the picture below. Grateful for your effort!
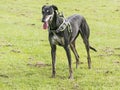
[51,35,64,46]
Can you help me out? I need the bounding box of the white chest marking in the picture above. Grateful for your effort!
[51,35,64,46]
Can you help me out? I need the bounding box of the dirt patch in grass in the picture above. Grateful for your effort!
[96,47,120,57]
[27,61,51,67]
[0,44,13,47]
[102,47,114,55]
[0,74,9,78]
[113,60,120,64]
[11,49,21,53]
[114,47,120,50]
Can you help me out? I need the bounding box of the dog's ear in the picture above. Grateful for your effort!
[42,5,46,10]
[51,5,58,11]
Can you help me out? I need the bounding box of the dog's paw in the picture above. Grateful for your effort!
[51,74,55,78]
[68,75,74,80]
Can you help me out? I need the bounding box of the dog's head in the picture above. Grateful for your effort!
[41,5,58,29]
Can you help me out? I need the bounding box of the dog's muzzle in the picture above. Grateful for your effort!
[42,12,54,29]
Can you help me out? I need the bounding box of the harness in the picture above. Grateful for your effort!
[49,18,72,34]
[49,18,72,46]
[56,18,72,33]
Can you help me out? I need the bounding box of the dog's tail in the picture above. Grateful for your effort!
[80,17,97,52]
[89,46,97,52]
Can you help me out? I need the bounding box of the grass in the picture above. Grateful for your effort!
[0,0,120,90]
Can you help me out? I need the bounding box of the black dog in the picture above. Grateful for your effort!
[41,5,97,79]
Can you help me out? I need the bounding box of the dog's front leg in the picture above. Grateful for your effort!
[51,45,56,78]
[64,46,73,79]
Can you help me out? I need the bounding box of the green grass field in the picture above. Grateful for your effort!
[0,0,120,90]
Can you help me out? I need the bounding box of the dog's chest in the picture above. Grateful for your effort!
[51,34,64,46]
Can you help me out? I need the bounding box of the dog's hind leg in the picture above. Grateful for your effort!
[79,18,92,69]
[80,31,91,69]
[70,41,80,69]
[83,38,91,69]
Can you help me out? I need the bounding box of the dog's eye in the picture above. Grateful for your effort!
[46,10,50,13]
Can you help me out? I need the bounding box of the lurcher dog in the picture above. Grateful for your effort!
[41,5,97,79]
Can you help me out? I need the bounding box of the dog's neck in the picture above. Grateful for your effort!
[49,11,63,30]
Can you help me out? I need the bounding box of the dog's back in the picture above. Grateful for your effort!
[67,14,89,42]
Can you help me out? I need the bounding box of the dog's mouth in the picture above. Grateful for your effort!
[43,21,48,29]
[43,15,50,29]
[43,14,54,29]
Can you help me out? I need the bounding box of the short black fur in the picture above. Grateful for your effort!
[41,5,97,79]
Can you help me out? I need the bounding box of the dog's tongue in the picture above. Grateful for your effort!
[43,22,48,30]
